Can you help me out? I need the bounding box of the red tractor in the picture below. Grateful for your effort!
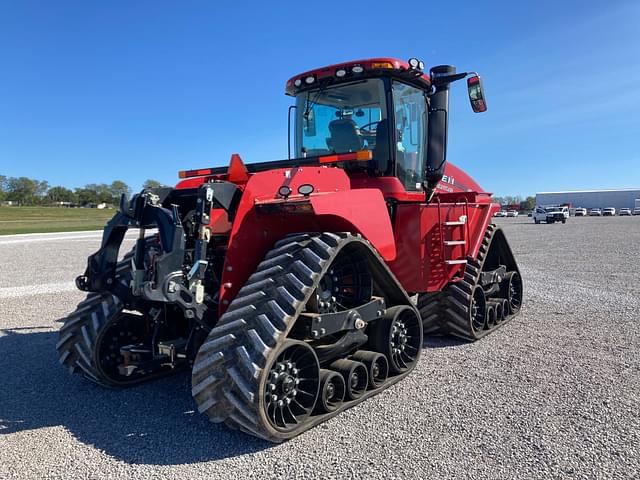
[58,57,522,442]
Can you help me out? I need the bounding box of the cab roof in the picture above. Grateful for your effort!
[285,57,431,96]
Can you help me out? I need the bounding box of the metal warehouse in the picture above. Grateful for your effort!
[536,189,640,210]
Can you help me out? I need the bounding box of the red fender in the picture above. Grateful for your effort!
[309,189,395,260]
[217,167,396,314]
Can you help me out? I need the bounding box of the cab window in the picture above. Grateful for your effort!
[392,82,427,191]
[295,79,388,157]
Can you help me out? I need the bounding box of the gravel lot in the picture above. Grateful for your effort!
[1,218,639,479]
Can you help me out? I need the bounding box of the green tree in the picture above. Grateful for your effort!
[75,187,99,206]
[84,183,112,204]
[142,179,164,190]
[34,180,49,204]
[6,177,38,205]
[0,175,6,201]
[109,180,131,201]
[520,196,535,211]
[47,186,77,204]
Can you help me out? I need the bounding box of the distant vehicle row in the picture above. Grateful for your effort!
[494,206,640,222]
[493,210,519,217]
[574,207,639,216]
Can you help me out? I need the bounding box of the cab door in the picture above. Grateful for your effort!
[391,81,428,192]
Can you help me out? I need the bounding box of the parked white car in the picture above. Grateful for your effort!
[633,208,640,216]
[619,208,632,216]
[589,208,602,216]
[533,206,569,224]
[507,210,519,217]
[574,208,587,216]
[494,210,507,217]
[602,207,616,216]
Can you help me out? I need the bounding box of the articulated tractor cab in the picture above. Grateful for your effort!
[58,57,522,441]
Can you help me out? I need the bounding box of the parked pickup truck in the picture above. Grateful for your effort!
[533,205,569,224]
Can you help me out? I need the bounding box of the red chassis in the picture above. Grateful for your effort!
[176,155,499,317]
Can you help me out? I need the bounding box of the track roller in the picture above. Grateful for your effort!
[350,350,389,389]
[486,299,503,324]
[315,369,346,413]
[370,305,422,374]
[485,304,496,329]
[330,359,368,400]
[500,298,509,321]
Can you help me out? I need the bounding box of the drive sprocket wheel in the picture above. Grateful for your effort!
[307,249,372,314]
[94,311,150,385]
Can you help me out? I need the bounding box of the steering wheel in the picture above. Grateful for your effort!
[358,121,381,136]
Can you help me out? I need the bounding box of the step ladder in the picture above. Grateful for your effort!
[437,199,471,268]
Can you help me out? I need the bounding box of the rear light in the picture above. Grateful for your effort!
[318,150,373,164]
[178,168,214,179]
[256,201,314,215]
[371,62,393,69]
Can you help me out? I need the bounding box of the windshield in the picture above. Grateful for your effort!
[295,79,388,158]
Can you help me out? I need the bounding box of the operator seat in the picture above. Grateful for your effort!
[327,118,363,153]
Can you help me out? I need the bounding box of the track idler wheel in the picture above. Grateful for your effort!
[351,350,389,389]
[370,305,423,374]
[315,369,346,413]
[501,271,523,315]
[263,340,320,433]
[468,285,488,335]
[330,359,368,400]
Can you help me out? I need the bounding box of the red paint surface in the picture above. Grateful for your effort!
[170,157,498,310]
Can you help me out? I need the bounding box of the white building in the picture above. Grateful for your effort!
[536,189,640,210]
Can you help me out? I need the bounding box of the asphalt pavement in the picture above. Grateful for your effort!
[1,218,638,479]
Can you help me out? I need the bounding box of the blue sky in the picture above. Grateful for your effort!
[0,1,638,196]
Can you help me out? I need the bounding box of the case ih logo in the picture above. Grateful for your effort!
[437,175,456,192]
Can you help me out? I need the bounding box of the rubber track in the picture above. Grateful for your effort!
[191,232,420,442]
[419,224,521,341]
[56,257,133,383]
[56,241,157,386]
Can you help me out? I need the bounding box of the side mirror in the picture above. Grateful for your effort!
[467,75,487,113]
